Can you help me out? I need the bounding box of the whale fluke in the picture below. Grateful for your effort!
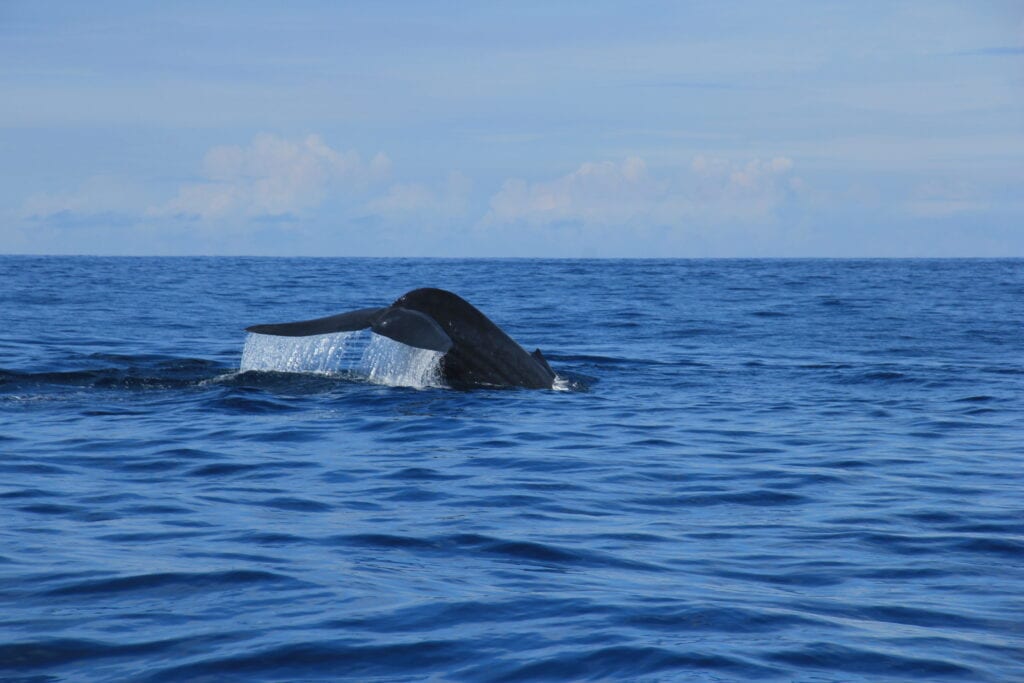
[246,307,383,337]
[371,307,453,353]
[245,288,557,389]
[247,306,453,354]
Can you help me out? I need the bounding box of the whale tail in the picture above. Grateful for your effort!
[246,307,382,337]
[246,306,453,353]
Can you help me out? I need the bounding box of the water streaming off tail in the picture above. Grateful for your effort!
[240,331,362,374]
[360,333,444,388]
[240,331,444,388]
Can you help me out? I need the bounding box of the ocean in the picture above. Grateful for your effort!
[0,256,1021,681]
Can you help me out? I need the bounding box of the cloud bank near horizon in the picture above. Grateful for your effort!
[152,134,391,222]
[2,3,1021,256]
[11,130,1013,257]
[17,133,813,249]
[485,156,799,228]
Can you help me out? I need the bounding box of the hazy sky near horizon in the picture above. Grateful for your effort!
[2,1,1022,256]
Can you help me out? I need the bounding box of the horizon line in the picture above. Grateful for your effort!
[1,253,1020,261]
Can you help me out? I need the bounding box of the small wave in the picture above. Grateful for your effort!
[766,642,974,678]
[0,637,181,670]
[213,393,304,414]
[829,368,922,385]
[0,357,226,391]
[795,600,1010,632]
[382,467,464,481]
[954,536,1024,557]
[333,532,662,571]
[468,645,778,681]
[144,640,466,682]
[863,370,908,381]
[260,496,333,513]
[714,568,846,588]
[41,570,297,598]
[632,489,809,508]
[619,604,824,633]
[322,596,602,633]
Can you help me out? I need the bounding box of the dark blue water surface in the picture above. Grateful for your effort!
[1,257,1022,682]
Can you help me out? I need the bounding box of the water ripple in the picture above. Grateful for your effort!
[41,570,301,598]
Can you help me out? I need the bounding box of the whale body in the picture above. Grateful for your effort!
[246,288,556,389]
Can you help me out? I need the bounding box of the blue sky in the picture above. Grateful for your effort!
[2,1,1022,256]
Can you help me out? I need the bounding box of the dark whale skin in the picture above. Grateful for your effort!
[392,288,555,389]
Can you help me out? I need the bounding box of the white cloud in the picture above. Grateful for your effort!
[902,179,990,217]
[484,155,798,228]
[367,171,471,219]
[485,157,661,226]
[903,199,988,217]
[21,175,146,218]
[151,134,390,220]
[690,155,799,219]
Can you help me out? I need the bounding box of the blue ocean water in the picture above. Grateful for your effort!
[0,256,1021,682]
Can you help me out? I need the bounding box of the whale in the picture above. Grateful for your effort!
[245,288,557,389]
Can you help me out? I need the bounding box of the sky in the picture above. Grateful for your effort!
[1,1,1022,257]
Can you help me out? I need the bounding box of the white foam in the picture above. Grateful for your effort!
[552,374,572,392]
[239,331,444,389]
